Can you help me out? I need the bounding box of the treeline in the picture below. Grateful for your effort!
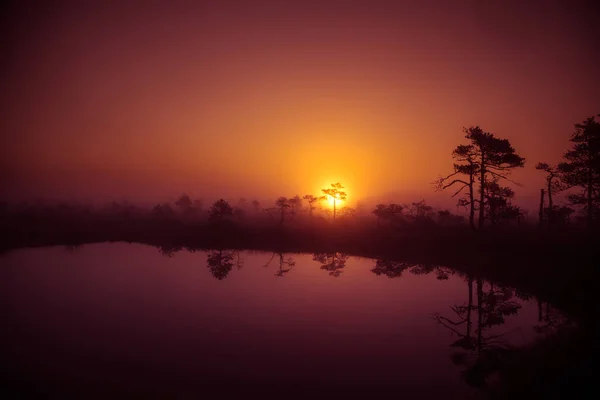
[0,181,475,235]
[435,114,600,231]
[0,113,598,252]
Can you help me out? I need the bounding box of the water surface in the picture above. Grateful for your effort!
[0,243,556,397]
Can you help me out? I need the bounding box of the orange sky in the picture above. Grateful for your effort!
[2,1,599,210]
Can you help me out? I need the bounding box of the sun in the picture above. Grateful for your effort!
[326,194,345,208]
[318,181,349,210]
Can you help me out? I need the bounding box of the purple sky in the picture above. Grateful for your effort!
[2,0,599,210]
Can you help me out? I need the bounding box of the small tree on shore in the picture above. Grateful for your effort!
[175,193,193,214]
[372,203,404,226]
[288,195,303,218]
[535,162,565,227]
[208,199,233,222]
[321,182,347,221]
[275,197,290,224]
[302,194,323,216]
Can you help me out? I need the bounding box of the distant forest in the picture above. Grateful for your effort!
[2,113,598,235]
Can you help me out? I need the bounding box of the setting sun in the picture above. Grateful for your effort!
[326,194,345,208]
[320,182,348,220]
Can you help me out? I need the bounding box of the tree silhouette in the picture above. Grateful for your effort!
[251,200,261,213]
[302,194,324,217]
[439,127,525,229]
[558,114,600,229]
[536,162,566,228]
[275,197,290,224]
[208,199,233,222]
[436,209,466,226]
[206,249,235,280]
[405,200,436,227]
[288,195,302,218]
[372,203,404,226]
[152,203,176,220]
[436,143,479,230]
[483,179,522,226]
[313,252,349,277]
[338,206,356,220]
[175,193,193,215]
[321,182,347,221]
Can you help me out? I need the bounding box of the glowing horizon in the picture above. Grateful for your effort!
[2,2,599,212]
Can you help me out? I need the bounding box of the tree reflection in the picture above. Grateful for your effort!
[64,244,83,253]
[313,252,349,277]
[433,275,523,388]
[433,274,477,353]
[234,250,244,270]
[371,259,452,280]
[206,249,235,280]
[370,260,411,278]
[158,243,182,257]
[264,252,296,277]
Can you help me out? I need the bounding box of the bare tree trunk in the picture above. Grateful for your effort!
[476,277,483,354]
[588,143,593,230]
[478,154,486,230]
[547,175,554,228]
[469,178,475,231]
[467,275,473,341]
[333,198,336,221]
[547,181,553,213]
[539,189,545,229]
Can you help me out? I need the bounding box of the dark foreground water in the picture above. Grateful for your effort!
[0,243,556,398]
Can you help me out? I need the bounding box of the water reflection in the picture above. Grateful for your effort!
[433,274,477,352]
[432,275,526,388]
[158,243,182,257]
[206,249,235,280]
[313,252,349,277]
[371,259,452,280]
[1,244,569,398]
[368,260,553,390]
[234,250,244,270]
[64,244,83,253]
[264,252,296,277]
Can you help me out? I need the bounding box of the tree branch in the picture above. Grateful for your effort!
[488,170,523,186]
[436,313,467,326]
[441,171,461,180]
[443,179,470,189]
[451,184,468,198]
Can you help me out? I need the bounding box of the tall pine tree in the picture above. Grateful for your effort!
[559,115,600,229]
